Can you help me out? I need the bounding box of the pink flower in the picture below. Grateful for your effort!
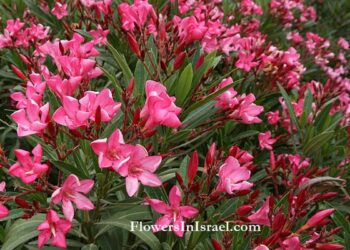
[80,89,121,122]
[11,100,49,137]
[338,38,349,50]
[254,245,269,250]
[230,94,264,124]
[146,186,198,237]
[89,25,109,45]
[51,174,95,221]
[267,111,280,125]
[91,129,134,170]
[118,145,162,196]
[173,16,207,45]
[0,204,9,219]
[141,81,182,131]
[53,96,91,129]
[0,181,5,192]
[118,0,156,31]
[216,156,253,194]
[287,154,310,175]
[258,131,277,150]
[235,52,258,72]
[47,75,82,99]
[248,197,271,226]
[37,210,71,248]
[277,236,303,250]
[9,144,49,184]
[51,3,68,20]
[215,77,239,109]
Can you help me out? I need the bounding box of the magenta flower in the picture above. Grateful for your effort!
[91,129,135,171]
[146,186,198,237]
[215,77,239,109]
[267,111,280,125]
[80,89,121,122]
[47,75,82,99]
[37,210,71,249]
[53,96,91,129]
[89,25,109,45]
[258,131,277,150]
[11,100,49,137]
[51,3,68,20]
[51,174,95,221]
[0,181,5,192]
[254,245,269,250]
[141,80,182,131]
[216,156,253,194]
[0,204,9,219]
[118,145,162,196]
[9,144,49,184]
[248,197,271,226]
[230,94,264,124]
[235,52,258,72]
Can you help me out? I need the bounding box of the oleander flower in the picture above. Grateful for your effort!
[9,144,49,184]
[248,197,271,226]
[216,156,253,194]
[258,131,277,150]
[146,186,198,237]
[51,3,68,20]
[51,174,95,221]
[37,210,71,248]
[141,80,182,131]
[118,144,162,196]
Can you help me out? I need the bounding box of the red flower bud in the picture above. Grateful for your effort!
[195,54,204,69]
[298,208,335,232]
[316,243,344,250]
[236,205,253,216]
[204,143,216,173]
[188,151,198,185]
[133,107,141,125]
[127,78,135,96]
[15,198,31,209]
[19,54,31,65]
[175,172,185,188]
[127,33,141,58]
[211,239,222,250]
[270,151,276,170]
[10,64,27,80]
[173,52,186,71]
[95,105,101,133]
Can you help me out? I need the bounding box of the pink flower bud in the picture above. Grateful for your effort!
[174,52,186,71]
[127,33,141,58]
[11,64,27,80]
[316,243,344,250]
[188,151,198,185]
[299,209,335,232]
[236,205,253,216]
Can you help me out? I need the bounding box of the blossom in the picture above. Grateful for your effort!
[0,181,5,192]
[248,197,271,226]
[118,145,162,196]
[80,89,121,122]
[37,210,71,248]
[216,156,253,194]
[230,94,264,124]
[277,236,303,250]
[141,81,182,131]
[258,131,277,150]
[11,100,49,137]
[51,3,68,20]
[91,129,134,170]
[215,77,238,109]
[173,16,207,45]
[47,75,82,99]
[254,245,269,250]
[267,111,280,125]
[51,175,95,221]
[9,144,49,184]
[338,38,349,50]
[235,52,258,72]
[53,96,91,129]
[89,25,109,45]
[118,0,156,31]
[146,186,198,237]
[0,204,9,219]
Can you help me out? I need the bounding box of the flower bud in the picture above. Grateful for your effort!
[188,151,198,185]
[173,52,186,71]
[299,208,335,232]
[211,239,222,250]
[15,198,31,209]
[127,33,141,58]
[127,78,135,96]
[10,64,27,80]
[316,243,344,250]
[204,143,216,173]
[236,205,253,216]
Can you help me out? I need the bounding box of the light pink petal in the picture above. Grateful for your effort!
[73,193,95,210]
[138,172,162,187]
[154,215,172,232]
[75,179,94,193]
[62,200,74,221]
[179,206,198,218]
[125,176,140,197]
[146,199,170,214]
[169,186,181,207]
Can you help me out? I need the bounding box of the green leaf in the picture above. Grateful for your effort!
[303,131,334,155]
[100,66,123,101]
[52,160,89,179]
[97,219,162,250]
[277,84,301,132]
[175,63,193,105]
[300,88,313,126]
[106,43,133,83]
[2,214,46,250]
